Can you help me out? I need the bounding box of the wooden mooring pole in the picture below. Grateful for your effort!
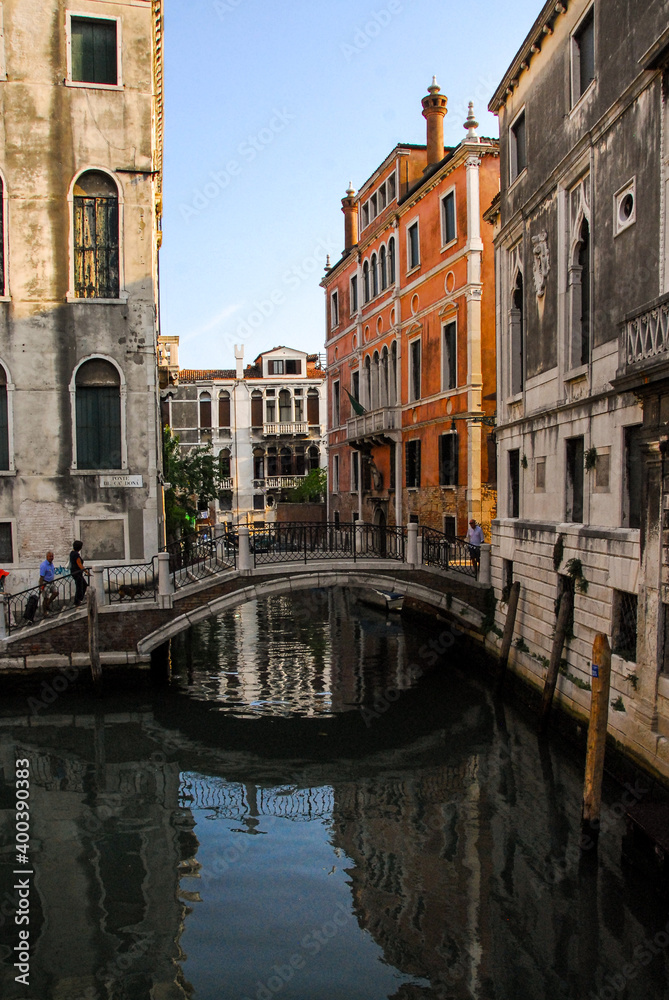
[539,589,573,734]
[497,580,520,689]
[581,633,612,851]
[87,587,102,688]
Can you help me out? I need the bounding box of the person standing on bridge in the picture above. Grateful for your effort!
[466,519,485,579]
[70,540,89,607]
[39,551,58,615]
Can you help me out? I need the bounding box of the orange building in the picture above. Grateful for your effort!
[321,81,498,538]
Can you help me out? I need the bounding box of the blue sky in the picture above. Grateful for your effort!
[160,0,541,371]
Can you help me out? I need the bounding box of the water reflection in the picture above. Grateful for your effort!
[0,591,666,1000]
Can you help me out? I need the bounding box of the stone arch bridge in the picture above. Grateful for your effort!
[0,523,491,674]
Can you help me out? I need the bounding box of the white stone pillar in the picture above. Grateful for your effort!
[479,543,491,585]
[238,525,252,572]
[407,522,419,566]
[157,551,173,596]
[92,566,107,606]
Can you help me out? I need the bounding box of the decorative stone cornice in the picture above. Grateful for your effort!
[489,0,567,114]
[153,2,164,195]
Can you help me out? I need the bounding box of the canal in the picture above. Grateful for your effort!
[0,588,666,999]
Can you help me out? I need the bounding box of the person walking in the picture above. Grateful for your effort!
[69,540,89,607]
[39,551,58,615]
[466,518,485,578]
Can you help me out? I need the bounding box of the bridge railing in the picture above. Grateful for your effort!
[420,526,477,578]
[163,529,237,589]
[4,573,77,634]
[249,522,406,566]
[105,561,158,604]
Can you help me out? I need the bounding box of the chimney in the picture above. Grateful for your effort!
[341,182,358,250]
[422,76,448,167]
[234,344,244,379]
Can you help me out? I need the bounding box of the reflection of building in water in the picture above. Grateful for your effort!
[0,716,195,999]
[331,760,485,998]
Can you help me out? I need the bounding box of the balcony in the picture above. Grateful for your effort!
[616,291,669,390]
[259,422,309,437]
[219,477,234,490]
[253,475,307,490]
[346,406,401,446]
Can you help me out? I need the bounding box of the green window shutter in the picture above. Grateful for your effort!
[72,18,117,85]
[77,387,121,469]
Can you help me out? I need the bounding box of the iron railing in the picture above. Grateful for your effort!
[163,529,237,589]
[420,526,477,578]
[4,574,77,634]
[250,522,405,567]
[105,562,157,604]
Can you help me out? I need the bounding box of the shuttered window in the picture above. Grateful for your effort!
[76,361,122,469]
[74,172,119,299]
[71,17,118,85]
[406,440,421,488]
[0,368,8,471]
[307,391,320,426]
[218,391,230,428]
[439,433,458,486]
[251,392,263,428]
[199,393,212,428]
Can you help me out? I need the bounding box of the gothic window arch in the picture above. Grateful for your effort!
[568,175,591,369]
[364,355,372,410]
[0,362,12,471]
[390,341,397,405]
[371,253,378,297]
[199,391,212,428]
[363,260,370,303]
[509,243,524,396]
[380,245,387,290]
[73,357,124,469]
[388,236,396,284]
[381,346,389,408]
[72,169,120,299]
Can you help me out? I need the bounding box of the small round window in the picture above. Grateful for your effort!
[619,192,634,222]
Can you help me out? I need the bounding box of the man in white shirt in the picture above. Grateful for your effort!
[466,519,484,578]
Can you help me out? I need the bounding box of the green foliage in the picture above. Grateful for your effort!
[491,625,503,638]
[532,652,550,668]
[163,427,221,541]
[565,557,589,594]
[584,446,598,471]
[286,468,327,503]
[514,636,529,653]
[558,662,592,691]
[553,534,565,571]
[627,672,639,691]
[611,696,626,712]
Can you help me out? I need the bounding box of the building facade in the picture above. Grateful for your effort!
[321,83,498,538]
[164,345,327,528]
[488,0,669,770]
[0,0,164,589]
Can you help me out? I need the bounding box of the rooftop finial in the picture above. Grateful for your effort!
[464,101,479,141]
[428,75,440,94]
[346,181,356,196]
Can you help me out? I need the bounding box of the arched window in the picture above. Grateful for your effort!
[0,366,8,470]
[388,236,395,284]
[577,218,590,366]
[308,446,320,471]
[0,176,5,297]
[279,389,291,423]
[267,446,278,477]
[381,346,389,408]
[199,391,212,428]
[251,390,263,428]
[511,272,524,395]
[307,388,320,426]
[380,245,387,290]
[363,260,370,303]
[253,448,265,480]
[280,446,292,476]
[73,171,119,299]
[372,351,380,410]
[371,253,378,297]
[75,359,121,469]
[364,355,371,409]
[219,448,231,479]
[390,341,397,405]
[218,390,230,428]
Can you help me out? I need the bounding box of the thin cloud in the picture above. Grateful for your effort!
[181,303,243,344]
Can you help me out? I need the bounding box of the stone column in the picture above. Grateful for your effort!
[157,552,173,597]
[479,543,491,585]
[238,525,252,573]
[407,521,419,566]
[92,567,107,607]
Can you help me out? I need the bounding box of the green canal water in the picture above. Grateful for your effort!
[0,588,666,999]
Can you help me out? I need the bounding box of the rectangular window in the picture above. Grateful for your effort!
[0,522,12,562]
[350,275,358,313]
[76,387,121,469]
[439,433,459,486]
[333,455,339,492]
[71,16,118,86]
[612,590,637,662]
[362,202,369,229]
[270,360,284,375]
[253,494,264,511]
[441,191,456,245]
[251,394,263,427]
[218,394,230,428]
[0,387,8,470]
[388,173,396,202]
[331,291,339,330]
[409,339,421,402]
[572,6,595,105]
[351,451,359,492]
[379,184,386,210]
[623,426,643,529]
[74,193,119,299]
[510,110,526,183]
[294,397,303,422]
[443,515,456,540]
[286,359,301,375]
[265,399,276,422]
[566,436,584,523]
[332,380,340,427]
[442,321,457,390]
[351,370,360,404]
[334,511,340,526]
[508,449,520,518]
[253,454,264,479]
[219,453,231,479]
[219,492,232,511]
[389,444,396,489]
[535,457,546,492]
[405,440,421,488]
[370,193,378,218]
[408,222,420,270]
[307,392,320,426]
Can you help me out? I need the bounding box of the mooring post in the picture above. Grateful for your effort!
[497,580,520,688]
[539,588,573,734]
[87,587,102,688]
[581,633,612,850]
